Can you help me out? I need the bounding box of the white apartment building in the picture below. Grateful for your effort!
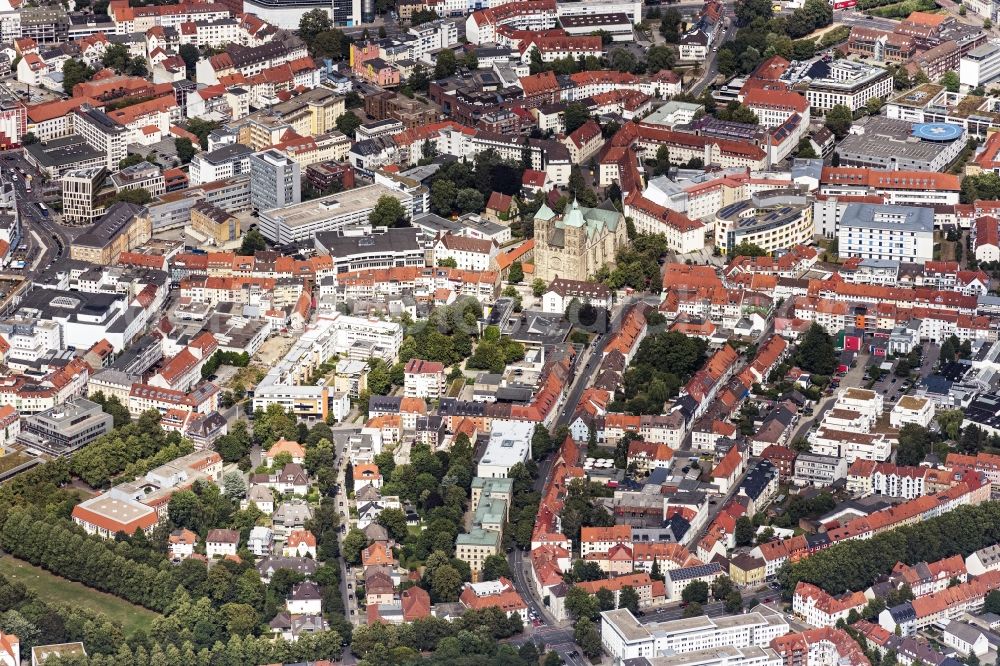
[433,233,497,271]
[0,319,61,365]
[253,314,402,416]
[961,41,1000,88]
[407,19,457,59]
[190,144,254,186]
[838,204,935,265]
[793,453,849,487]
[179,19,241,49]
[890,395,935,429]
[403,359,446,400]
[600,607,790,662]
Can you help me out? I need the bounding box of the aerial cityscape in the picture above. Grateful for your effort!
[0,0,997,663]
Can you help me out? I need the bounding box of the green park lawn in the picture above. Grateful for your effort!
[0,555,159,636]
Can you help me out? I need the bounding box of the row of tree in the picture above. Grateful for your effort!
[779,502,1000,596]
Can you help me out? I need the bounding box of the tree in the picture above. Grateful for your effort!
[119,153,146,169]
[682,580,709,604]
[565,585,599,621]
[455,187,484,214]
[335,111,362,138]
[937,409,964,441]
[430,179,458,216]
[683,601,704,618]
[126,56,147,77]
[179,43,200,77]
[896,424,932,466]
[508,261,524,284]
[866,96,884,117]
[481,554,511,581]
[825,104,854,140]
[795,137,817,158]
[411,8,440,25]
[175,137,196,164]
[574,618,603,659]
[794,324,837,376]
[238,228,267,256]
[564,103,591,135]
[985,590,1000,614]
[961,172,1000,204]
[619,586,640,615]
[101,43,130,73]
[62,60,95,95]
[717,49,738,77]
[646,45,675,74]
[111,188,152,206]
[731,241,769,257]
[609,48,638,73]
[659,7,681,39]
[735,516,755,547]
[596,587,615,611]
[313,28,352,61]
[532,278,546,297]
[940,70,960,93]
[20,132,38,146]
[717,102,759,125]
[725,590,743,613]
[369,195,407,227]
[186,119,219,150]
[342,529,369,565]
[223,471,246,499]
[299,8,333,42]
[712,576,735,600]
[429,564,462,602]
[435,49,458,79]
[376,508,409,542]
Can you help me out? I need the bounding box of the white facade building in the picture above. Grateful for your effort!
[599,607,789,662]
[476,420,534,478]
[838,204,935,265]
[961,41,1000,88]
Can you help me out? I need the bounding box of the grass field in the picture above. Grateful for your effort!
[0,556,159,635]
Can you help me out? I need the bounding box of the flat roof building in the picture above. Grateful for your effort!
[15,397,113,456]
[838,203,935,264]
[600,606,790,662]
[835,116,966,172]
[477,420,534,478]
[259,182,425,245]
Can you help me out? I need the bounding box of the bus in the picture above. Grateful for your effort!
[37,202,47,216]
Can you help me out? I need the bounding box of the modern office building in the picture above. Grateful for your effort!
[15,398,113,456]
[61,166,108,225]
[600,607,789,662]
[314,226,428,273]
[258,182,425,245]
[73,105,127,170]
[783,59,893,111]
[961,40,1000,87]
[838,203,935,264]
[250,149,301,213]
[70,202,152,266]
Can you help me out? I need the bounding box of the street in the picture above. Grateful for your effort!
[0,149,75,277]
